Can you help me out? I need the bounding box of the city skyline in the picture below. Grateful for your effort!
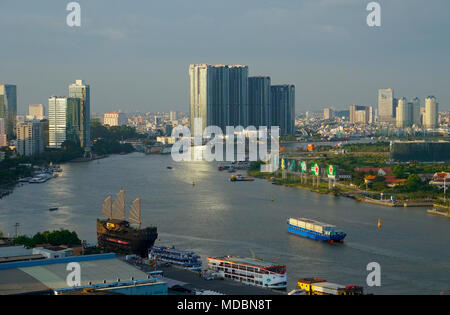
[0,1,449,113]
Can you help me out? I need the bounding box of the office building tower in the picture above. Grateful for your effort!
[104,112,127,126]
[378,88,395,122]
[68,80,90,148]
[48,96,81,148]
[16,120,45,156]
[271,85,295,136]
[0,84,17,139]
[323,108,334,120]
[189,64,248,133]
[424,96,438,129]
[28,104,44,120]
[0,118,7,147]
[350,105,370,124]
[248,76,271,127]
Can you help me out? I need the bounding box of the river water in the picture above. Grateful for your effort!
[0,153,449,294]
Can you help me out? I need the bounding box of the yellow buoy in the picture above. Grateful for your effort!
[377,218,381,229]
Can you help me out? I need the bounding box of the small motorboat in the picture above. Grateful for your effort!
[166,166,173,169]
[49,207,59,211]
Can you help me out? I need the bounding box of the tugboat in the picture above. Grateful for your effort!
[97,190,158,257]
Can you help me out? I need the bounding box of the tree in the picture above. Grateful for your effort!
[406,174,422,192]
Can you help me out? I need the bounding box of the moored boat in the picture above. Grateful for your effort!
[208,256,287,290]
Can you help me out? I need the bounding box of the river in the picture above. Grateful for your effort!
[0,152,449,294]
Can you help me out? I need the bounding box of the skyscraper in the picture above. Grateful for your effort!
[48,96,81,148]
[16,120,45,156]
[189,64,248,133]
[271,85,295,136]
[424,96,438,129]
[248,76,271,127]
[68,80,90,148]
[410,97,421,126]
[396,97,412,128]
[378,88,395,122]
[0,84,17,139]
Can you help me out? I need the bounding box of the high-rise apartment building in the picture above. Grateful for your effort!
[410,97,421,126]
[28,104,45,120]
[396,97,412,128]
[16,120,45,156]
[378,88,395,122]
[424,96,438,129]
[189,64,248,133]
[271,85,295,136]
[0,84,17,139]
[69,80,90,148]
[248,76,271,127]
[104,112,127,126]
[350,105,371,124]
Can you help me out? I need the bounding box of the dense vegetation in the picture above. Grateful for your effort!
[13,229,81,248]
[343,141,390,152]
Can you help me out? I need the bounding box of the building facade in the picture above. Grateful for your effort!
[323,108,334,120]
[248,76,271,128]
[0,84,17,139]
[378,88,395,122]
[396,97,412,128]
[271,85,295,136]
[350,105,370,124]
[104,112,127,126]
[16,120,45,156]
[0,118,7,147]
[68,80,90,147]
[48,96,81,148]
[189,64,249,133]
[424,96,438,129]
[28,104,44,120]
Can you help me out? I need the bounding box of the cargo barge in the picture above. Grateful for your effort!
[207,256,287,290]
[287,218,346,243]
[97,190,158,257]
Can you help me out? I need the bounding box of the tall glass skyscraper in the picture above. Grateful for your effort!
[69,80,90,148]
[0,84,17,139]
[248,76,271,128]
[48,96,81,148]
[271,85,295,136]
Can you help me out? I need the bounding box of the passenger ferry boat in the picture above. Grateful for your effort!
[207,256,287,290]
[149,246,202,270]
[287,218,346,243]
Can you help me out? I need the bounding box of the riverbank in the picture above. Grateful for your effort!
[247,169,436,209]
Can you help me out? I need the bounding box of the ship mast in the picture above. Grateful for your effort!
[129,198,142,228]
[111,189,126,221]
[101,195,113,219]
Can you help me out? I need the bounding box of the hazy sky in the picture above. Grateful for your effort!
[1,0,449,114]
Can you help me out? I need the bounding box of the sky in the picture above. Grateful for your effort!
[0,0,449,114]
